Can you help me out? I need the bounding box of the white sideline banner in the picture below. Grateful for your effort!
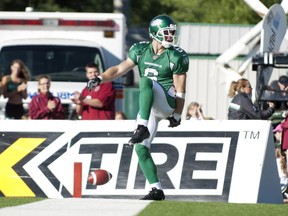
[0,120,283,204]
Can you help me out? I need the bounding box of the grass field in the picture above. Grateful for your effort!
[138,200,288,216]
[0,198,287,216]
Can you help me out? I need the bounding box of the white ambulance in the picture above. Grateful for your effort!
[0,11,128,119]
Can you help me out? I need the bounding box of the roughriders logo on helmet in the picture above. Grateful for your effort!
[149,15,177,48]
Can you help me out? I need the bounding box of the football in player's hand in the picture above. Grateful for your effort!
[87,169,112,186]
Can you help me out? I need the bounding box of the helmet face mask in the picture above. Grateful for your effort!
[149,15,178,48]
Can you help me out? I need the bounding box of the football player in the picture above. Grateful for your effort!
[87,14,189,200]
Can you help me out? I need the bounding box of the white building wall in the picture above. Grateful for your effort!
[179,23,255,55]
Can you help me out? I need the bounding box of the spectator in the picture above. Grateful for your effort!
[281,118,288,182]
[278,75,288,92]
[228,78,275,120]
[186,101,205,120]
[29,75,65,119]
[274,124,283,148]
[115,111,127,120]
[273,124,288,203]
[271,75,288,111]
[260,77,288,126]
[71,62,115,120]
[0,81,2,97]
[272,76,288,123]
[1,59,29,119]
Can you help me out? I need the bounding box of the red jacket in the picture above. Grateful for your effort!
[80,82,115,120]
[29,92,65,119]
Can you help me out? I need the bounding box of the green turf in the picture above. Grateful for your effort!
[137,200,288,216]
[0,198,287,216]
[0,197,44,208]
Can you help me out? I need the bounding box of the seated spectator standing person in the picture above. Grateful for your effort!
[29,75,65,119]
[2,59,30,119]
[71,62,115,120]
[273,123,288,203]
[273,75,288,111]
[261,76,288,126]
[228,78,275,120]
[0,77,2,96]
[278,75,288,93]
[0,83,2,103]
[277,75,288,109]
[186,101,205,120]
[115,111,128,120]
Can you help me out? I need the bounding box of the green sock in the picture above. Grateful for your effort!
[139,77,153,120]
[135,144,159,184]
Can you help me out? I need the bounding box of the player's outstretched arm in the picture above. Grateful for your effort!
[102,58,135,83]
[87,58,135,91]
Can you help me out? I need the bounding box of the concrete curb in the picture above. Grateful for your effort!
[0,198,152,216]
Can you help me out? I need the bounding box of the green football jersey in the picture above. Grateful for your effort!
[128,41,189,91]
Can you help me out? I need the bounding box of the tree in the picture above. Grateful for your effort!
[0,0,280,26]
[129,0,279,26]
[0,0,113,12]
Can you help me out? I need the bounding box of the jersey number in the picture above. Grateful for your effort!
[144,68,159,81]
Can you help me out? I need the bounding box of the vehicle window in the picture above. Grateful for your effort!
[0,45,104,82]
